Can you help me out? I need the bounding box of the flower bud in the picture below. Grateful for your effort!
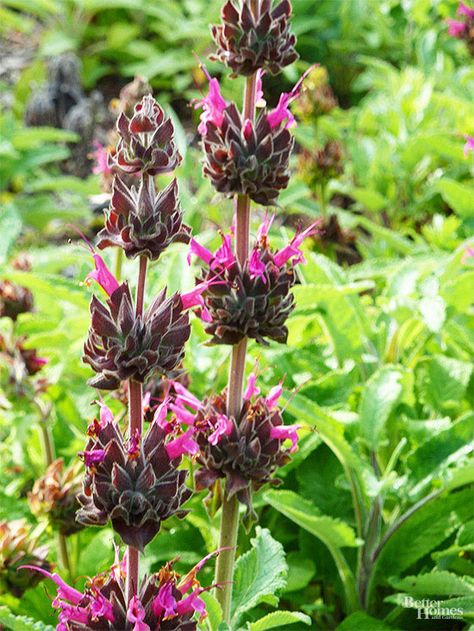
[211,0,299,77]
[0,281,34,321]
[76,417,191,550]
[83,283,190,390]
[28,459,84,536]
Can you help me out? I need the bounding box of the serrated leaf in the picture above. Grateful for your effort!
[231,527,287,627]
[247,610,312,630]
[0,606,55,631]
[390,571,474,596]
[419,355,472,413]
[358,366,404,449]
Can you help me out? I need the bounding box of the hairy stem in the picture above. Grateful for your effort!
[215,71,258,622]
[126,255,147,603]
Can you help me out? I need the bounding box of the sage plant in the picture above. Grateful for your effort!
[189,0,315,620]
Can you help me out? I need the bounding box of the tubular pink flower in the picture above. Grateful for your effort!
[187,237,214,266]
[200,306,213,323]
[208,413,233,445]
[244,372,261,401]
[92,141,113,176]
[178,548,228,594]
[195,70,228,135]
[152,582,177,618]
[267,66,315,130]
[266,383,283,409]
[214,233,234,268]
[90,591,114,622]
[273,223,318,267]
[81,449,107,467]
[19,566,83,605]
[175,588,206,618]
[447,18,467,37]
[172,382,201,410]
[85,254,120,297]
[170,402,196,426]
[127,429,141,459]
[97,401,114,426]
[181,280,212,310]
[249,249,266,282]
[464,135,474,156]
[152,398,169,428]
[255,69,266,107]
[270,424,300,452]
[58,604,89,627]
[127,596,150,631]
[257,211,275,241]
[458,2,474,18]
[166,428,200,459]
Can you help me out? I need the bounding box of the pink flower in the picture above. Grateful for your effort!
[461,246,474,263]
[447,18,467,37]
[195,69,228,135]
[249,249,266,282]
[166,428,200,459]
[257,211,275,241]
[177,548,227,594]
[92,141,113,176]
[90,591,114,622]
[80,449,106,467]
[181,280,212,310]
[255,69,266,107]
[152,398,170,428]
[19,566,83,606]
[187,238,213,266]
[266,383,283,409]
[127,429,141,459]
[170,402,196,426]
[458,2,474,19]
[464,135,474,157]
[152,582,177,618]
[171,382,201,410]
[57,604,89,627]
[127,596,150,631]
[97,401,114,426]
[267,66,315,130]
[214,233,234,268]
[30,356,48,370]
[85,254,119,297]
[273,223,318,267]
[270,424,301,452]
[176,588,206,618]
[208,413,233,445]
[244,372,261,401]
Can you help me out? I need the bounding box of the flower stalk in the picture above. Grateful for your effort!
[216,69,259,622]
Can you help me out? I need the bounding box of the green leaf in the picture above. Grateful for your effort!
[358,366,404,450]
[247,610,312,630]
[199,592,222,631]
[435,178,474,219]
[0,205,21,264]
[337,611,402,630]
[231,527,287,627]
[0,606,55,631]
[418,355,472,414]
[390,571,474,597]
[264,490,359,549]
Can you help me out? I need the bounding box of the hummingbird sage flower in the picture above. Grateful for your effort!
[76,404,191,551]
[195,67,313,205]
[211,0,298,77]
[166,375,301,526]
[447,2,474,54]
[21,548,221,630]
[187,217,317,345]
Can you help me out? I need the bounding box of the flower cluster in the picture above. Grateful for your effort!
[160,374,300,525]
[96,95,190,260]
[299,140,344,188]
[83,278,191,390]
[447,2,474,55]
[195,67,312,205]
[188,215,317,345]
[28,459,84,536]
[211,0,298,77]
[22,549,220,630]
[0,280,34,320]
[76,403,192,551]
[0,520,50,597]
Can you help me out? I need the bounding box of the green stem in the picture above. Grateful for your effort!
[126,255,147,603]
[114,247,123,281]
[215,67,258,623]
[319,182,328,219]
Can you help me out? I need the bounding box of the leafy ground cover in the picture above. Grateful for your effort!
[0,1,473,630]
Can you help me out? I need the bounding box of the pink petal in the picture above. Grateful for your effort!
[194,71,228,135]
[208,413,233,445]
[187,238,213,266]
[270,424,301,452]
[265,384,283,409]
[249,249,266,282]
[19,566,83,605]
[127,596,150,631]
[170,402,196,425]
[447,18,467,37]
[458,2,474,19]
[257,211,275,241]
[244,372,260,401]
[171,382,201,410]
[464,135,474,157]
[152,582,177,618]
[267,65,316,130]
[166,428,200,459]
[81,449,106,467]
[85,254,119,297]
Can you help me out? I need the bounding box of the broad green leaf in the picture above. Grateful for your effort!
[0,606,54,631]
[337,611,402,630]
[350,187,387,212]
[418,355,472,414]
[231,527,287,627]
[358,365,404,449]
[283,552,316,593]
[199,592,222,631]
[264,490,359,549]
[435,179,474,219]
[247,610,312,630]
[369,487,474,603]
[390,571,474,596]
